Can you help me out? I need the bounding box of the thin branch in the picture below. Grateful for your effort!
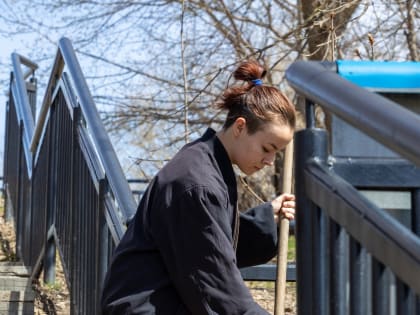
[181,0,189,143]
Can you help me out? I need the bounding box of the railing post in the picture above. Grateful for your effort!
[349,240,370,315]
[295,99,329,315]
[372,259,390,315]
[96,181,108,315]
[44,230,56,284]
[396,280,415,315]
[4,98,12,221]
[16,123,24,260]
[329,219,348,315]
[27,76,37,121]
[411,188,420,312]
[44,105,57,284]
[394,188,420,314]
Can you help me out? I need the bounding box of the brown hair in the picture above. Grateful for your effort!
[216,60,296,134]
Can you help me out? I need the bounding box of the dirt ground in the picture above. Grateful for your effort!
[0,197,296,314]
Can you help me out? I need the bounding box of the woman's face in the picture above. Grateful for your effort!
[231,119,293,176]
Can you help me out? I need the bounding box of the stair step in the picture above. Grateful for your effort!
[0,264,31,277]
[0,302,34,314]
[0,290,34,314]
[0,276,32,291]
[0,290,35,301]
[0,263,35,314]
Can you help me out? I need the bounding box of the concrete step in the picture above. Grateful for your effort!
[0,263,35,314]
[0,276,32,291]
[0,263,31,277]
[0,264,32,291]
[0,290,34,314]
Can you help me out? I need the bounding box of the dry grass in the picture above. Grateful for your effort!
[0,197,70,314]
[247,281,296,314]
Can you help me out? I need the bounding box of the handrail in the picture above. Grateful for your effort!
[59,37,137,222]
[11,53,37,170]
[286,61,420,166]
[289,61,420,313]
[306,159,420,295]
[30,37,137,223]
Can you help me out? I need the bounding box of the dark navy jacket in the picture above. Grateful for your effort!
[101,129,278,314]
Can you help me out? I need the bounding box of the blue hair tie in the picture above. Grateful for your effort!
[251,79,263,86]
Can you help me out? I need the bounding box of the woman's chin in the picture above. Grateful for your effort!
[244,167,261,176]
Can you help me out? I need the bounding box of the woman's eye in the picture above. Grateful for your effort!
[262,147,269,153]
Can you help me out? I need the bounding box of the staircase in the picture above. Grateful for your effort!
[0,262,34,314]
[0,192,34,314]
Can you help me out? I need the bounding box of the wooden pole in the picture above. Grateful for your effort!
[274,139,294,315]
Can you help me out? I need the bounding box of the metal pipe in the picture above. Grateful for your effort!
[371,260,390,315]
[11,54,35,141]
[329,222,348,315]
[411,189,420,312]
[305,99,315,129]
[11,54,35,173]
[295,127,328,314]
[349,240,369,315]
[30,50,64,152]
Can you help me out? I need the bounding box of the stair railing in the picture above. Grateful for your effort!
[3,37,136,314]
[287,61,420,315]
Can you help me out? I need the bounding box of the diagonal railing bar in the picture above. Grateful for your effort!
[305,159,420,295]
[11,53,37,174]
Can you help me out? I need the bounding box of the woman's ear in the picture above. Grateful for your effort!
[233,117,246,137]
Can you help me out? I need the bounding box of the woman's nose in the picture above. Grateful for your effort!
[263,154,275,166]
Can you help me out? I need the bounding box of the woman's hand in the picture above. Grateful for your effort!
[271,193,295,223]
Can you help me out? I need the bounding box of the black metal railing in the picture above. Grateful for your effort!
[5,39,420,315]
[3,37,136,314]
[287,61,420,315]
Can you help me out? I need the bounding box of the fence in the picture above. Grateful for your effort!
[3,37,136,314]
[288,61,420,315]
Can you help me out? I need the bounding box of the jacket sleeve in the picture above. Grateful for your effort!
[236,203,278,268]
[150,186,269,315]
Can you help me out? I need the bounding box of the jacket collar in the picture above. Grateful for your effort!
[201,128,237,190]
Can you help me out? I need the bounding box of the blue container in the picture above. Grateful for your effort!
[336,60,420,92]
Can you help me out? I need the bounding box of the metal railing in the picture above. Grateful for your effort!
[287,61,420,315]
[5,39,420,314]
[3,37,136,314]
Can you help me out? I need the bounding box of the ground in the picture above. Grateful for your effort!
[0,196,296,314]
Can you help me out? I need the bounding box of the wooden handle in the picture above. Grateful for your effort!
[274,139,294,315]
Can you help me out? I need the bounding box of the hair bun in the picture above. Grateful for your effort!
[233,60,266,83]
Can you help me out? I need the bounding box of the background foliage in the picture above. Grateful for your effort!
[0,0,418,206]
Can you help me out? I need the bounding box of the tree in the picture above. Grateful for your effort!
[0,0,418,205]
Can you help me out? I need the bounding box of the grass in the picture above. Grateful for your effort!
[288,235,296,260]
[0,195,4,216]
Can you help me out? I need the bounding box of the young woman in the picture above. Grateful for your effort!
[101,60,296,314]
